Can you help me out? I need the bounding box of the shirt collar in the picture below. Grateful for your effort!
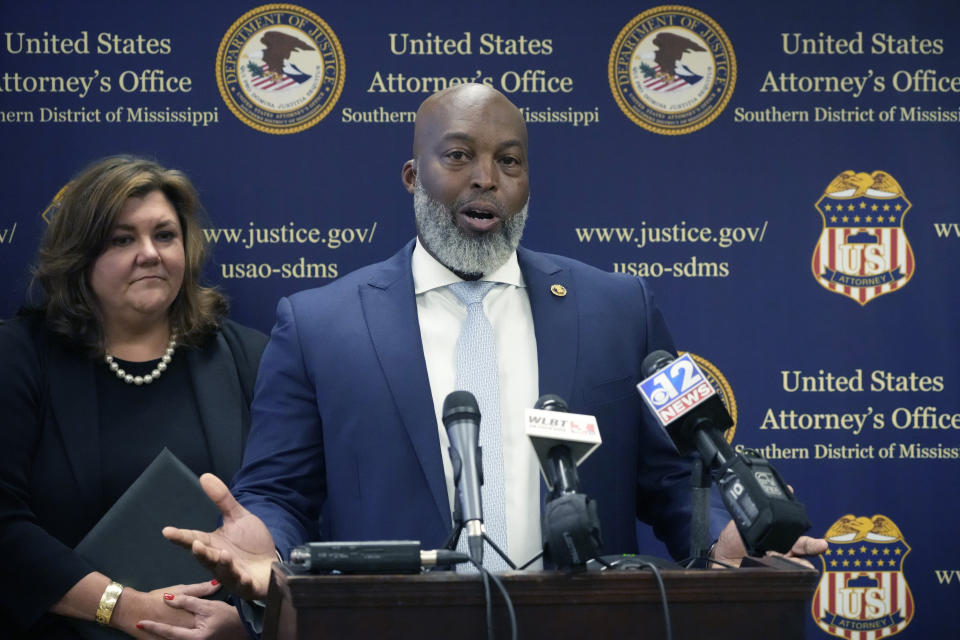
[412,238,524,295]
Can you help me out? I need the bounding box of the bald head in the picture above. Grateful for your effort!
[412,84,528,158]
[401,83,531,276]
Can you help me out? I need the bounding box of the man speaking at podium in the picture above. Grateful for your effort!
[163,83,824,606]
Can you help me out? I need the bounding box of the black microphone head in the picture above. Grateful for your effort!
[641,350,676,377]
[534,393,568,412]
[542,492,602,568]
[442,390,480,428]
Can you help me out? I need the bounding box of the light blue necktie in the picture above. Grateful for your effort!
[449,281,509,571]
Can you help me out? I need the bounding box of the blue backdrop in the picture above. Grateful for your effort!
[2,2,957,637]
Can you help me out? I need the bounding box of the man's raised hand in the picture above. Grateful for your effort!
[163,474,276,601]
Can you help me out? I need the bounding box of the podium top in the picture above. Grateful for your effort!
[265,560,818,640]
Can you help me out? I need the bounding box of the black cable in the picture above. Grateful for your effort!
[481,568,494,640]
[469,559,518,640]
[487,569,518,640]
[634,561,672,640]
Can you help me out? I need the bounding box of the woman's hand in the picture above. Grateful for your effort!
[136,586,247,640]
[110,580,222,638]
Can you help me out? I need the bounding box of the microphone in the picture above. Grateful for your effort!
[442,390,484,564]
[525,394,602,497]
[527,394,603,568]
[288,541,471,573]
[638,351,732,456]
[636,351,811,555]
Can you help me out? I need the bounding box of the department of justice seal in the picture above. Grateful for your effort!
[608,5,736,135]
[216,4,345,134]
[811,171,915,306]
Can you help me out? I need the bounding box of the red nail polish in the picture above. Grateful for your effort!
[136,623,145,630]
[211,579,219,586]
[163,593,175,601]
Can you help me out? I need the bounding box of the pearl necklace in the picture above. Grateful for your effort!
[104,336,177,385]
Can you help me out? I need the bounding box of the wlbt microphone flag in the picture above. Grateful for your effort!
[524,397,602,490]
[526,394,603,568]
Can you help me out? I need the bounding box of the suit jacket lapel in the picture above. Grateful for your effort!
[185,333,244,482]
[359,241,450,529]
[47,341,103,509]
[518,247,579,408]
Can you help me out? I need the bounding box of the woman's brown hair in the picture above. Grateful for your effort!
[30,155,227,354]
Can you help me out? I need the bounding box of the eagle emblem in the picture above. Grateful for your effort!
[812,514,914,639]
[812,170,915,305]
[246,30,316,92]
[609,5,736,135]
[216,4,345,134]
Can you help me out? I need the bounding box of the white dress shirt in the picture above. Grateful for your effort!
[412,239,543,570]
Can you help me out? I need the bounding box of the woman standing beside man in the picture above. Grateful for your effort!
[0,156,266,639]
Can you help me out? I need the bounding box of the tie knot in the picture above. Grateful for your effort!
[449,280,496,306]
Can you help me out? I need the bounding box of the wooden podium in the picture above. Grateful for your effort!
[263,558,818,640]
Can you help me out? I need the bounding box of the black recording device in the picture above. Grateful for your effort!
[288,540,470,573]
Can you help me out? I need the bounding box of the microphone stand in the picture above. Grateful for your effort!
[688,455,712,564]
[443,438,517,570]
[687,420,732,566]
[444,498,517,570]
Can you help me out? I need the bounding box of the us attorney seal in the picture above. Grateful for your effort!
[812,514,914,639]
[609,5,736,135]
[216,4,345,134]
[812,171,915,306]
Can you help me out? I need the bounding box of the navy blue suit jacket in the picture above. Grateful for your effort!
[233,241,725,561]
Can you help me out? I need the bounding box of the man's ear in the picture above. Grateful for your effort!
[401,159,417,195]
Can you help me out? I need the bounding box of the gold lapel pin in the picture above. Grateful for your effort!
[550,284,567,297]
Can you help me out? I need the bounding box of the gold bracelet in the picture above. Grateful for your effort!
[95,581,124,626]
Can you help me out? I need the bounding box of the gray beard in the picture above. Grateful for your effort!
[413,176,528,276]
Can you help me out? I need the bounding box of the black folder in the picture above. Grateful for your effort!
[70,448,227,639]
